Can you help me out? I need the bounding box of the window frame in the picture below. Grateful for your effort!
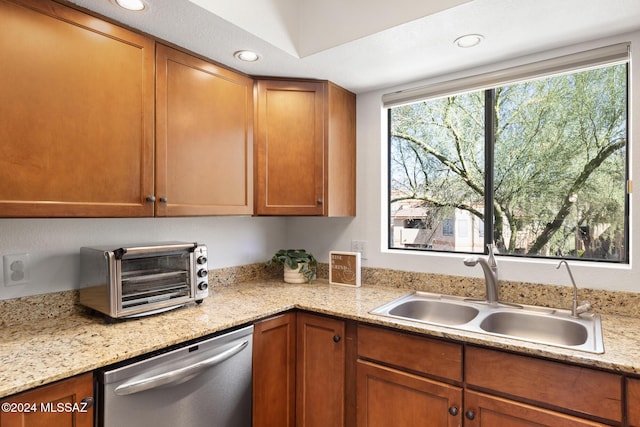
[386,60,630,263]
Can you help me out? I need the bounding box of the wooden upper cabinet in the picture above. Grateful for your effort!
[155,45,254,216]
[254,79,356,216]
[325,82,357,217]
[0,0,155,217]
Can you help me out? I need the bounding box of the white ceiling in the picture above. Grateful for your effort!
[67,0,640,94]
[187,0,471,57]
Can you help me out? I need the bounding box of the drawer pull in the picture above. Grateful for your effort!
[448,406,459,416]
[465,410,476,420]
[333,335,341,343]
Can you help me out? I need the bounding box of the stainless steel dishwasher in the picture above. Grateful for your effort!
[99,325,253,427]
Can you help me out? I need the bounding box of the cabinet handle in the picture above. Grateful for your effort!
[333,335,341,343]
[465,410,476,420]
[448,406,459,416]
[80,397,94,408]
[159,197,168,203]
[317,199,323,205]
[146,195,156,202]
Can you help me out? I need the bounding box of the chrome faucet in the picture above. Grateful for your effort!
[464,244,499,305]
[556,260,591,318]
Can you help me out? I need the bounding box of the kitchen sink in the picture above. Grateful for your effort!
[370,291,604,353]
[387,299,480,326]
[479,311,590,347]
[370,292,481,327]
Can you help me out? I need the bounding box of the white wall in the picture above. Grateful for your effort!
[0,216,288,299]
[290,30,640,293]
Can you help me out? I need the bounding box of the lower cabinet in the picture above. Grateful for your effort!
[254,315,630,427]
[253,312,353,427]
[465,346,622,426]
[0,373,94,427]
[627,377,640,427]
[358,325,622,427]
[253,312,297,427]
[357,324,463,427]
[296,312,348,427]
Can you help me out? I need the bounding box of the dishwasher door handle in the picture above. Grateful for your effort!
[114,340,249,396]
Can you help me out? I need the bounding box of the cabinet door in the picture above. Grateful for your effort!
[255,80,325,215]
[0,0,155,217]
[628,377,640,426]
[463,390,608,427]
[155,45,253,216]
[357,360,462,427]
[296,313,345,427]
[0,373,94,427]
[253,313,297,427]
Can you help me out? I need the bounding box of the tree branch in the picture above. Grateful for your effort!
[527,138,625,254]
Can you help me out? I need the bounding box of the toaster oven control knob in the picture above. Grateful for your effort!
[198,281,208,291]
[197,268,208,278]
[197,255,208,265]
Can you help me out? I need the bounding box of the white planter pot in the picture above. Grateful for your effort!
[284,264,308,284]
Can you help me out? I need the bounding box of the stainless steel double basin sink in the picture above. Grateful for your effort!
[370,291,604,353]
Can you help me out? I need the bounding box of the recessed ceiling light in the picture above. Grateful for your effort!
[233,50,261,62]
[114,0,146,11]
[454,34,484,48]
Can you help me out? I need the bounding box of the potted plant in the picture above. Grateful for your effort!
[267,249,318,283]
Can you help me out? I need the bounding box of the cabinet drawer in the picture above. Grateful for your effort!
[357,325,462,382]
[465,346,622,423]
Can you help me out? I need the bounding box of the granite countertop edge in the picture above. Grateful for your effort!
[1,280,639,399]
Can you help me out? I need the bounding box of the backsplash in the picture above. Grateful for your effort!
[1,262,638,327]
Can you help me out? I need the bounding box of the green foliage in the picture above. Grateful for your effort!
[267,249,318,283]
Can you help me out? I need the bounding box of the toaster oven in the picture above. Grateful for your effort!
[79,242,208,319]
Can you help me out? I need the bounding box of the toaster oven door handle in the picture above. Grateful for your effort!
[113,340,249,396]
[115,242,198,259]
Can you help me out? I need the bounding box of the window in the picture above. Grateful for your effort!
[388,46,629,262]
[442,219,455,236]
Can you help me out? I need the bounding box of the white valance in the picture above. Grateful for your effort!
[382,42,630,108]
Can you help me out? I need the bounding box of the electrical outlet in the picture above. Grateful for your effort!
[351,240,368,260]
[3,253,30,286]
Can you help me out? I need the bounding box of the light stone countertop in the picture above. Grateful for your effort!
[2,280,640,399]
